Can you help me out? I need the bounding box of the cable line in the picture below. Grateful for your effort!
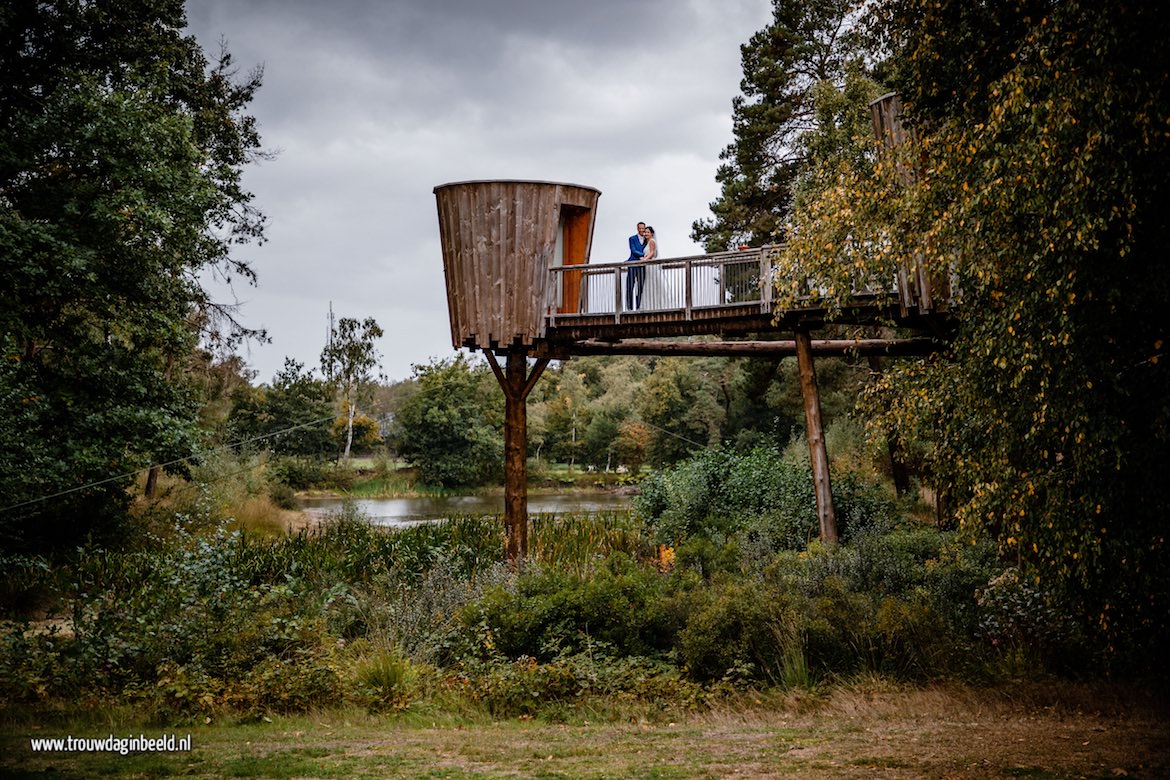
[0,414,337,515]
[637,418,707,449]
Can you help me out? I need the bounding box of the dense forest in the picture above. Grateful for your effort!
[2,0,1168,740]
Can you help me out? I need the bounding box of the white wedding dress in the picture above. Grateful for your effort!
[641,238,666,310]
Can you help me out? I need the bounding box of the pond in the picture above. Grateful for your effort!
[298,491,635,528]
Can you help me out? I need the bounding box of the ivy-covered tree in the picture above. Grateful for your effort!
[692,0,865,251]
[0,0,266,552]
[782,0,1170,662]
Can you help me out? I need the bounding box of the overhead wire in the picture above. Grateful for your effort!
[0,414,337,515]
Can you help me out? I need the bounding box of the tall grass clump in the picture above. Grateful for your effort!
[529,511,649,575]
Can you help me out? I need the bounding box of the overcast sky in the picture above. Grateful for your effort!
[184,0,773,384]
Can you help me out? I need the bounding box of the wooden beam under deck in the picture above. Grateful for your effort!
[560,337,944,359]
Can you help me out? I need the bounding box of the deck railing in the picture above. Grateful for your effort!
[548,247,775,322]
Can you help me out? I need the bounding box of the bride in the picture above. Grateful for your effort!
[640,226,666,309]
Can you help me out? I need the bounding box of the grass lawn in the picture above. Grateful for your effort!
[3,684,1167,779]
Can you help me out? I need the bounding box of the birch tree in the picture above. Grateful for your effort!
[320,316,384,460]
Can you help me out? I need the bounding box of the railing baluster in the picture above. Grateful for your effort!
[614,267,622,322]
[759,251,769,313]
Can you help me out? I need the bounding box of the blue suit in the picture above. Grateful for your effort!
[625,233,645,310]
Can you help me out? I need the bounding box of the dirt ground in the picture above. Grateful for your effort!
[658,684,1170,778]
[236,682,1170,778]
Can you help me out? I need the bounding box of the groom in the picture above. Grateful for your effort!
[625,221,646,310]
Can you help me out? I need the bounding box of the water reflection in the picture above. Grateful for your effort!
[298,492,634,527]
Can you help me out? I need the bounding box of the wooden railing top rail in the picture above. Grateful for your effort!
[551,245,775,273]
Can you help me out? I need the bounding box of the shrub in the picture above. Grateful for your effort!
[0,553,54,615]
[677,581,787,683]
[636,447,895,554]
[458,655,581,717]
[453,554,695,664]
[268,482,298,510]
[848,525,946,596]
[976,567,1088,675]
[803,575,879,677]
[874,593,954,679]
[350,648,421,712]
[269,457,353,491]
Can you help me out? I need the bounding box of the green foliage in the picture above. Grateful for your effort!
[268,457,354,492]
[637,446,895,555]
[528,355,865,474]
[0,498,1109,719]
[638,359,724,466]
[975,567,1087,676]
[780,0,1170,663]
[0,1,266,553]
[0,553,53,614]
[229,359,334,459]
[692,0,868,250]
[391,355,504,487]
[454,554,694,664]
[678,581,787,683]
[351,649,421,712]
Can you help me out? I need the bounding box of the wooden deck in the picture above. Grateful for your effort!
[542,247,949,348]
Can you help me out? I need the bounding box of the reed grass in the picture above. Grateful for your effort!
[529,511,649,575]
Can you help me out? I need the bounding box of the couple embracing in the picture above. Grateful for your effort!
[625,221,658,310]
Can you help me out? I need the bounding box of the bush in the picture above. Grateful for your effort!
[453,554,696,664]
[7,487,1109,720]
[0,553,54,615]
[637,446,896,556]
[677,581,788,683]
[269,457,353,491]
[874,593,954,679]
[268,482,298,510]
[350,648,422,712]
[976,567,1088,675]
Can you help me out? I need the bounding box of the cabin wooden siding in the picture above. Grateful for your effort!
[434,180,600,351]
[871,92,914,154]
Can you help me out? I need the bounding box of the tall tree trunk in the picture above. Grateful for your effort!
[486,349,549,565]
[144,464,160,499]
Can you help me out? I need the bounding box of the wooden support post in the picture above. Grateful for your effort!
[795,328,838,544]
[485,348,549,564]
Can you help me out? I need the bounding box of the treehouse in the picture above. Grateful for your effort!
[433,95,949,562]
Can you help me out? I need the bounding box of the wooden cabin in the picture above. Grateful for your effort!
[433,179,601,352]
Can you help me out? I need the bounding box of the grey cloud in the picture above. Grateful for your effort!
[186,0,772,382]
